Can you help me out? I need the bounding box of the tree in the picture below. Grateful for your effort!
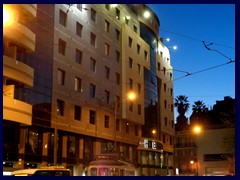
[190,101,208,125]
[174,95,190,130]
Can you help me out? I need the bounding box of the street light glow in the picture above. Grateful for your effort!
[3,7,10,24]
[193,125,201,134]
[152,129,156,134]
[143,11,150,18]
[127,91,136,101]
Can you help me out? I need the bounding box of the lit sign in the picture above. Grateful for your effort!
[139,139,163,150]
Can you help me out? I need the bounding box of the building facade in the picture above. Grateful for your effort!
[3,4,174,176]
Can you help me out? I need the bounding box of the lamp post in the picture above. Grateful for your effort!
[113,91,136,152]
[192,125,202,176]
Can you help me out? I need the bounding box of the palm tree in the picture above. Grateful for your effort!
[174,95,190,129]
[174,95,190,117]
[190,100,207,125]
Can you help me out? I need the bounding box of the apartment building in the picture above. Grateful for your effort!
[3,4,174,176]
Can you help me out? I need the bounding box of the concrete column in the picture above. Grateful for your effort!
[73,138,84,176]
[62,136,67,167]
[15,128,26,169]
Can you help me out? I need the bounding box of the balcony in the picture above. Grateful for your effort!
[3,55,34,87]
[3,21,35,52]
[3,95,32,125]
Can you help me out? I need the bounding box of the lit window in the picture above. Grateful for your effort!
[116,8,120,20]
[104,43,110,56]
[57,99,65,116]
[74,77,82,92]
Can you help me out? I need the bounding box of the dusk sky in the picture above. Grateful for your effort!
[147,4,235,121]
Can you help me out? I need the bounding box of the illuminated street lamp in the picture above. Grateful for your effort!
[193,125,202,134]
[143,11,150,18]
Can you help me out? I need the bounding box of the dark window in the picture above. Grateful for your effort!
[104,115,109,128]
[129,57,133,69]
[76,49,82,64]
[91,8,96,22]
[135,125,138,136]
[57,99,65,116]
[126,122,129,134]
[90,110,96,124]
[129,79,133,90]
[105,20,110,33]
[74,105,81,120]
[116,29,120,41]
[137,44,140,54]
[116,119,120,131]
[59,9,67,26]
[57,68,65,85]
[116,8,120,20]
[133,25,137,33]
[90,58,96,72]
[115,50,120,63]
[105,90,110,104]
[129,102,133,112]
[116,73,120,85]
[76,22,83,37]
[58,39,66,55]
[90,84,96,98]
[105,66,110,79]
[128,37,133,47]
[138,104,141,115]
[90,32,96,47]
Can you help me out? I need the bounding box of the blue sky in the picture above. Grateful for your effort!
[147,4,235,120]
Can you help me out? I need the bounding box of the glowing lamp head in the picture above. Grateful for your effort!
[127,92,136,101]
[143,11,150,18]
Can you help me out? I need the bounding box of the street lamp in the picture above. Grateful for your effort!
[113,91,136,152]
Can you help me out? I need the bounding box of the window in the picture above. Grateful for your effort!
[137,44,140,54]
[165,117,168,126]
[104,115,109,128]
[116,119,120,131]
[105,20,110,33]
[105,66,110,79]
[115,29,120,41]
[138,104,141,115]
[116,8,120,20]
[104,43,110,56]
[163,67,166,75]
[170,88,173,97]
[129,57,133,69]
[129,102,133,112]
[57,99,64,116]
[133,25,137,33]
[90,58,96,72]
[125,17,129,24]
[116,73,120,85]
[171,104,173,112]
[170,72,173,80]
[137,64,141,74]
[126,122,129,134]
[74,105,81,120]
[91,8,96,22]
[105,90,110,104]
[76,22,83,37]
[157,62,161,71]
[90,83,96,98]
[128,37,133,47]
[137,83,141,94]
[90,32,96,47]
[129,79,133,89]
[77,4,82,11]
[164,83,166,92]
[115,50,120,63]
[135,125,138,136]
[75,49,82,64]
[89,110,96,124]
[57,68,65,85]
[171,120,174,128]
[74,77,82,92]
[58,39,66,55]
[144,50,148,60]
[163,134,165,143]
[59,9,67,26]
[164,100,167,109]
